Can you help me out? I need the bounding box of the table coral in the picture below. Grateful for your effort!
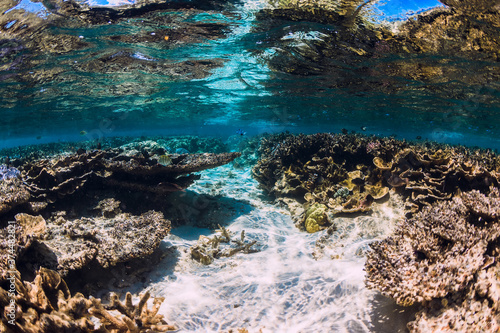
[365,189,500,332]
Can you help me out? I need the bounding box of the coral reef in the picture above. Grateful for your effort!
[0,165,20,181]
[190,225,260,265]
[0,139,242,331]
[0,178,30,216]
[28,208,171,275]
[14,146,240,207]
[365,189,500,332]
[0,267,177,332]
[253,133,500,231]
[0,143,240,275]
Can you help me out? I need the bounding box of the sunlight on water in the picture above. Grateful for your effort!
[133,166,410,332]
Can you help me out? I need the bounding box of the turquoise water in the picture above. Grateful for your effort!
[2,1,500,331]
[1,0,499,149]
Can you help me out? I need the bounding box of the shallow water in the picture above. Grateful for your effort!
[1,0,500,331]
[128,166,410,332]
[1,0,499,148]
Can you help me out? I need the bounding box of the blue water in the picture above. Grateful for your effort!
[1,0,499,150]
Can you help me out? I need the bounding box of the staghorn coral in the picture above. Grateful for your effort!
[365,189,500,332]
[0,267,176,332]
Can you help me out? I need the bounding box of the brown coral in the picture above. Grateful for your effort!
[25,209,171,274]
[365,189,500,331]
[253,133,500,231]
[0,178,30,216]
[19,148,241,206]
[0,268,176,332]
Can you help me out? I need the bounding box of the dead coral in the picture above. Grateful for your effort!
[365,189,500,332]
[191,225,260,265]
[0,267,176,332]
[35,209,171,274]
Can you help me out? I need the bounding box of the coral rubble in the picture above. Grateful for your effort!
[365,189,500,332]
[190,225,260,265]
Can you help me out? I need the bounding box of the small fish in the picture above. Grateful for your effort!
[236,129,246,136]
[158,154,172,166]
[80,130,87,136]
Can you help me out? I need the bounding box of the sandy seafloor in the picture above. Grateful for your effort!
[90,163,414,332]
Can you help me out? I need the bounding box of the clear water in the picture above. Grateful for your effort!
[107,166,411,332]
[1,0,499,331]
[1,0,499,149]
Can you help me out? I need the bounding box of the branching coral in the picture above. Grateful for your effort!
[0,268,176,332]
[365,189,500,331]
[191,225,260,265]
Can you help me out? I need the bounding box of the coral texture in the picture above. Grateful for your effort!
[0,178,30,216]
[365,189,500,331]
[16,148,240,207]
[0,268,177,332]
[253,133,500,231]
[40,209,171,274]
[191,225,260,265]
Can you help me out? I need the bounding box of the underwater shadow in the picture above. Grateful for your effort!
[117,189,256,230]
[368,291,420,333]
[64,242,182,298]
